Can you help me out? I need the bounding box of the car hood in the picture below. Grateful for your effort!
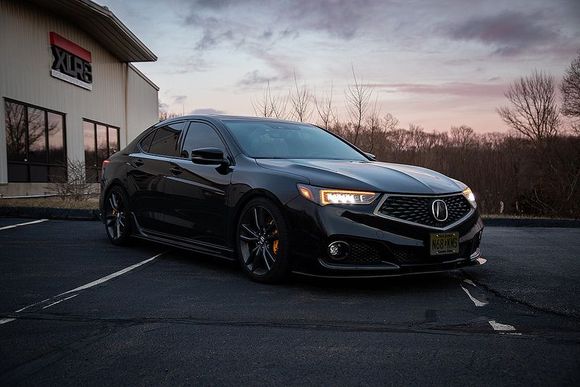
[256,159,465,194]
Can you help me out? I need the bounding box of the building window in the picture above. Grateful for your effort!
[83,119,119,182]
[4,99,66,182]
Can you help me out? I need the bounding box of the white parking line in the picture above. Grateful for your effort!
[460,286,488,307]
[460,280,488,307]
[57,252,164,296]
[489,320,520,335]
[0,219,49,231]
[14,298,50,313]
[463,279,477,287]
[1,252,164,327]
[42,294,79,309]
[459,279,520,334]
[488,320,516,331]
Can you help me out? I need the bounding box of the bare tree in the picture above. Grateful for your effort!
[450,125,477,148]
[252,81,288,119]
[289,73,312,122]
[561,53,580,133]
[270,91,289,119]
[363,98,382,153]
[382,113,399,132]
[314,83,336,130]
[159,111,180,121]
[252,81,275,117]
[345,66,372,145]
[497,71,560,142]
[49,159,96,201]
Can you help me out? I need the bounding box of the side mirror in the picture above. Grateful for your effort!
[191,147,229,165]
[365,152,376,161]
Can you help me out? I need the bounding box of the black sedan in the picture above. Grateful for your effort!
[100,115,485,282]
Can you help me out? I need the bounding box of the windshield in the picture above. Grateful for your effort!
[223,120,367,160]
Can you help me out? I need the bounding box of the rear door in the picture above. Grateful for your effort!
[127,121,186,233]
[161,120,232,246]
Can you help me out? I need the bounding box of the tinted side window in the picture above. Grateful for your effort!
[139,130,156,152]
[181,122,225,158]
[148,122,185,156]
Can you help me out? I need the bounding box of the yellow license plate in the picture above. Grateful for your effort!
[430,232,459,255]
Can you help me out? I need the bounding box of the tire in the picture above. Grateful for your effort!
[103,185,132,245]
[236,197,290,283]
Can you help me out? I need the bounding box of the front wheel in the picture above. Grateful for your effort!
[236,198,290,283]
[103,186,132,245]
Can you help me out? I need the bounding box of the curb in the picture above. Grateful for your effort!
[483,217,580,228]
[0,206,100,221]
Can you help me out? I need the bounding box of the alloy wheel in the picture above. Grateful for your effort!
[238,205,280,276]
[105,190,128,241]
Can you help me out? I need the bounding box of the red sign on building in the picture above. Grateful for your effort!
[49,32,93,90]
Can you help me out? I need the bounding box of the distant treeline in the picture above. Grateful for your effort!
[329,122,580,218]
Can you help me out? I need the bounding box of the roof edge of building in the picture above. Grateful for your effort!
[26,0,157,62]
[129,63,160,91]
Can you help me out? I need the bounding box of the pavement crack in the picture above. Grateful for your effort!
[0,312,513,338]
[460,270,580,322]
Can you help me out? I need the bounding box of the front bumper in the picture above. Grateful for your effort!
[284,196,485,277]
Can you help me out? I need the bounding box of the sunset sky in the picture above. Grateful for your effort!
[101,0,579,132]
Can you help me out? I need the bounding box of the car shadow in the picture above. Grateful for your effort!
[152,246,467,297]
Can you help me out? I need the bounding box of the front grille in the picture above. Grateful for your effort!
[377,194,472,228]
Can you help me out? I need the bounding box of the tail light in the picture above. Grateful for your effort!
[102,159,110,175]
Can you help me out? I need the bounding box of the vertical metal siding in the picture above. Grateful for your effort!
[0,0,158,186]
[127,65,159,142]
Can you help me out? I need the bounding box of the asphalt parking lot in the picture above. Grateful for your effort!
[0,218,579,386]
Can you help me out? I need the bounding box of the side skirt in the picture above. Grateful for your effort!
[130,214,236,262]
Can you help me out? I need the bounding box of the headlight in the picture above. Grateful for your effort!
[297,184,378,206]
[462,187,477,208]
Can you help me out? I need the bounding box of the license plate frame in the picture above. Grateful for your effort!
[429,232,459,256]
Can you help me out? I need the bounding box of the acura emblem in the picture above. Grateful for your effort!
[431,199,448,222]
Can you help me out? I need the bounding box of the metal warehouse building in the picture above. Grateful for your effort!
[0,0,159,196]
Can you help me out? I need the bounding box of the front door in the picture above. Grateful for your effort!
[161,121,232,246]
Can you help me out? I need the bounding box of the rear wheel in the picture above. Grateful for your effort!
[104,186,132,245]
[236,198,290,283]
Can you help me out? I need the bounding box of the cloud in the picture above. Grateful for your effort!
[194,0,235,9]
[279,28,299,40]
[183,0,382,45]
[173,95,187,104]
[237,70,279,86]
[278,0,379,39]
[445,11,560,56]
[159,102,169,112]
[260,29,273,40]
[250,49,294,80]
[366,82,507,98]
[190,107,226,115]
[236,48,295,88]
[184,14,239,51]
[169,56,210,74]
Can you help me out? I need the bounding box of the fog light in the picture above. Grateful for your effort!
[328,241,350,260]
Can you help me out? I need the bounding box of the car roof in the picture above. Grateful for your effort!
[158,114,307,127]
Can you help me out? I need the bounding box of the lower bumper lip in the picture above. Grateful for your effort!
[293,256,486,279]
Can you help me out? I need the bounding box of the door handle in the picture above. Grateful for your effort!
[133,159,144,167]
[170,166,183,175]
